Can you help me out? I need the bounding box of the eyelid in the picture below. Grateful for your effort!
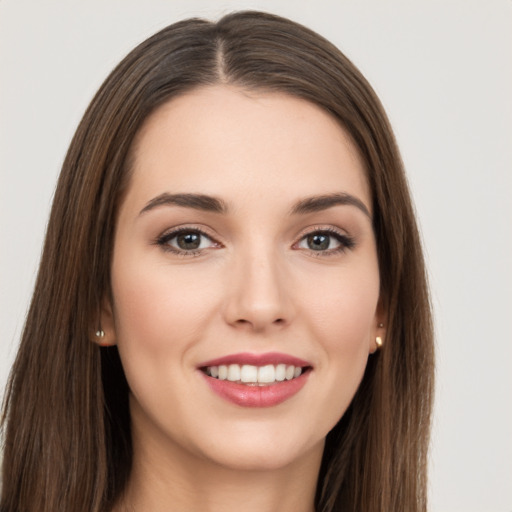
[154,224,223,256]
[153,223,355,257]
[292,225,356,255]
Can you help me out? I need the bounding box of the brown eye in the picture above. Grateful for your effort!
[296,229,355,255]
[176,232,202,250]
[157,228,218,254]
[299,231,341,252]
[306,233,331,251]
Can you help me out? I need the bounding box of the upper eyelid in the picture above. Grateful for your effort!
[155,223,353,248]
[155,226,221,251]
[295,224,350,239]
[295,228,353,244]
[157,224,347,237]
[158,224,219,240]
[295,224,355,245]
[155,227,220,257]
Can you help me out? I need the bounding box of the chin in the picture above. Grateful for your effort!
[189,422,327,472]
[206,441,324,473]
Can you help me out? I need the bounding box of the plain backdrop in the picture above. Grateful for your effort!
[1,1,511,511]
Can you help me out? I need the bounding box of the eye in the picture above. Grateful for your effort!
[156,228,219,255]
[296,229,355,254]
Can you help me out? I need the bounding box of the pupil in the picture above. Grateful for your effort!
[177,232,201,250]
[308,233,329,251]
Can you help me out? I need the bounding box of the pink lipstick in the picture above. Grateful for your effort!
[197,352,312,408]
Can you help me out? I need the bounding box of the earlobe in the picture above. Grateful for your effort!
[369,296,387,354]
[90,297,117,347]
[369,322,385,354]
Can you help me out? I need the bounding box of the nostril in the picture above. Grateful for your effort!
[232,317,286,329]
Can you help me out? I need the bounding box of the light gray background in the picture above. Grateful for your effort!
[1,1,511,510]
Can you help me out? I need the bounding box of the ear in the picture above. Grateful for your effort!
[369,296,387,355]
[90,296,117,347]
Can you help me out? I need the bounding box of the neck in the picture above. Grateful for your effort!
[115,419,323,512]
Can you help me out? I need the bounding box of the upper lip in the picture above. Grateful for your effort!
[198,352,312,368]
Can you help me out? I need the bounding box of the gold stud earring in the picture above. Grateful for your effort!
[375,336,383,348]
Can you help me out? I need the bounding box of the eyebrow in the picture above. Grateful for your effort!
[290,193,371,218]
[139,191,370,218]
[139,193,228,215]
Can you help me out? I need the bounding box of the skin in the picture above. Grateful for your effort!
[100,85,386,512]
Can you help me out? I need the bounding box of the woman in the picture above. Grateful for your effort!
[1,11,434,512]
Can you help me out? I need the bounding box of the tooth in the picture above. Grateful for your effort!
[258,364,275,383]
[218,365,228,380]
[275,364,286,381]
[241,365,258,383]
[213,362,304,383]
[227,364,241,382]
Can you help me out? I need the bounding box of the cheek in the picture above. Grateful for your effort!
[110,257,218,359]
[298,262,379,424]
[109,256,224,427]
[303,264,380,350]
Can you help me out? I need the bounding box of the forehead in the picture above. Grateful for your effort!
[126,85,370,212]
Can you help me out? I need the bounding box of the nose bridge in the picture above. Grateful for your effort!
[224,238,292,331]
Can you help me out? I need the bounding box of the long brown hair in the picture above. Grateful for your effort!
[1,11,434,512]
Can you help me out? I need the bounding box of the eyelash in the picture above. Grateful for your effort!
[294,227,356,256]
[155,227,219,257]
[154,226,356,257]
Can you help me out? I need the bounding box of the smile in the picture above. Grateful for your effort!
[203,363,304,385]
[198,353,312,407]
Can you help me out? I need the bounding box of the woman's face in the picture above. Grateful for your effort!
[106,85,383,472]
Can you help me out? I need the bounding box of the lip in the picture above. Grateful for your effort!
[198,352,311,368]
[200,371,310,407]
[197,352,312,408]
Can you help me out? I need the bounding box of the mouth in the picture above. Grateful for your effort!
[197,353,313,407]
[200,363,310,386]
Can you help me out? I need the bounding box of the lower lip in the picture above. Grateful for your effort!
[201,371,310,407]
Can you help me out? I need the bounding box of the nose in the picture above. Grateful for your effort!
[223,247,294,333]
